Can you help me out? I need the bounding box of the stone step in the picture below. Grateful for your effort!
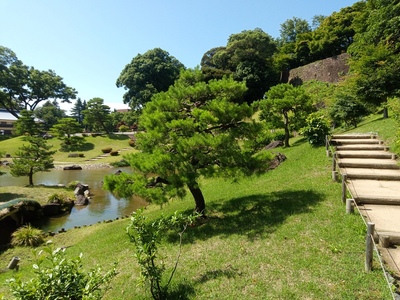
[338,158,400,169]
[336,150,394,159]
[344,168,400,180]
[335,144,388,151]
[355,196,400,205]
[331,134,377,140]
[331,139,382,145]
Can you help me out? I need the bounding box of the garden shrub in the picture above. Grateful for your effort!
[7,246,118,300]
[118,124,129,132]
[67,180,80,190]
[128,139,136,147]
[110,159,130,167]
[101,147,112,153]
[110,151,119,156]
[301,112,331,147]
[11,225,45,247]
[67,153,85,158]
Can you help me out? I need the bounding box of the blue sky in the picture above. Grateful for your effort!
[1,0,359,112]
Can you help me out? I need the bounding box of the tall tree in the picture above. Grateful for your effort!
[10,135,55,186]
[201,28,279,103]
[279,17,311,44]
[0,46,77,118]
[14,110,42,136]
[103,69,273,215]
[34,100,66,131]
[83,98,111,133]
[348,0,400,118]
[258,83,312,147]
[116,48,185,110]
[70,98,86,125]
[50,118,84,150]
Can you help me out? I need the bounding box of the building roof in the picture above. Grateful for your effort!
[0,109,18,121]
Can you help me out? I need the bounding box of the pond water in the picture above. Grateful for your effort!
[0,167,147,232]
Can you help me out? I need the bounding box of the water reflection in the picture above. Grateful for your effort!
[0,167,146,232]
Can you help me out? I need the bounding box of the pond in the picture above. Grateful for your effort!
[0,167,147,232]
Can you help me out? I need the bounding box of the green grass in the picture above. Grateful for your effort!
[0,114,396,299]
[0,134,136,165]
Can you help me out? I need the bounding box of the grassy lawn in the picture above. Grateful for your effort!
[0,115,396,299]
[0,133,137,165]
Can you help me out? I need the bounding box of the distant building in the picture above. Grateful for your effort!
[0,109,18,135]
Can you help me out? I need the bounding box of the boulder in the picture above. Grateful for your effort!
[63,165,82,170]
[74,183,91,206]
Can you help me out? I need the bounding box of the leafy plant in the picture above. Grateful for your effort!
[7,246,117,300]
[127,209,197,300]
[301,112,331,146]
[11,225,45,247]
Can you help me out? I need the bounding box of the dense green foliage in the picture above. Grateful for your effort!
[0,46,77,118]
[201,28,278,103]
[33,100,66,131]
[127,209,197,299]
[83,98,112,133]
[301,112,331,146]
[8,246,117,300]
[104,69,273,215]
[258,83,312,147]
[50,118,85,150]
[116,48,184,110]
[10,135,56,186]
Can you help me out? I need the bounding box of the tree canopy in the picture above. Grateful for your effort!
[201,28,279,104]
[116,48,185,110]
[0,46,77,118]
[258,83,312,147]
[83,98,112,133]
[104,69,273,215]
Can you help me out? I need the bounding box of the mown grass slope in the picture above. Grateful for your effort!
[0,114,395,299]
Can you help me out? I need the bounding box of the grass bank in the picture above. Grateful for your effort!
[0,114,396,299]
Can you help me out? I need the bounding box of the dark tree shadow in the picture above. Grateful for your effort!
[108,134,130,141]
[166,282,196,300]
[0,193,26,203]
[172,189,323,244]
[61,143,94,152]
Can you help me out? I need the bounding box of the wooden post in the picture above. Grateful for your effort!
[341,173,347,203]
[325,135,330,157]
[365,222,375,272]
[346,199,354,214]
[332,153,338,181]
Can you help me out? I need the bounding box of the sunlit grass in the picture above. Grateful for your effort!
[0,114,394,299]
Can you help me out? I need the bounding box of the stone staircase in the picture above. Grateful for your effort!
[330,133,400,275]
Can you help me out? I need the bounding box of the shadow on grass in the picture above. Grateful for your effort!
[166,282,196,300]
[179,189,322,243]
[108,134,130,141]
[0,193,26,202]
[60,143,95,152]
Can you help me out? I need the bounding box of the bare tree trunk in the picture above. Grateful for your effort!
[188,183,206,217]
[283,112,290,147]
[29,168,34,186]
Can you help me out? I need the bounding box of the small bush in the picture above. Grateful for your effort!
[101,147,112,153]
[128,139,136,147]
[67,153,85,158]
[67,180,80,190]
[11,225,45,247]
[110,159,130,167]
[110,151,119,156]
[301,112,331,147]
[8,246,118,299]
[119,124,129,132]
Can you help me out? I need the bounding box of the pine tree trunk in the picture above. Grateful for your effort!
[188,183,206,216]
[29,168,34,186]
